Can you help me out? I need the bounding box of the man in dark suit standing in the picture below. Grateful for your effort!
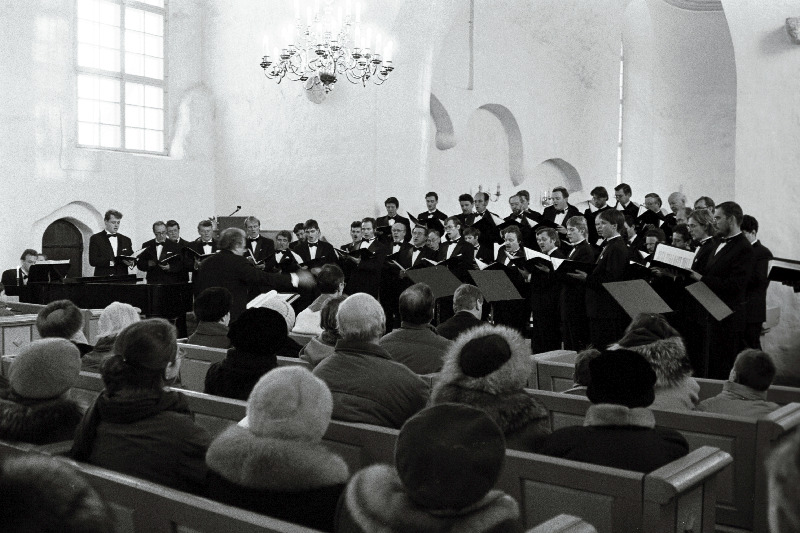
[343,218,389,299]
[560,216,596,350]
[243,216,275,268]
[436,284,485,340]
[689,202,755,379]
[416,192,448,236]
[136,221,184,284]
[741,215,772,350]
[526,227,567,353]
[471,191,503,249]
[194,228,314,320]
[293,219,337,274]
[186,219,218,275]
[1,248,38,297]
[462,227,494,264]
[376,197,411,244]
[455,193,476,228]
[568,209,629,349]
[398,225,436,272]
[89,209,134,277]
[263,230,299,274]
[165,220,190,282]
[584,186,612,248]
[381,223,412,330]
[437,216,476,283]
[543,186,581,254]
[614,183,639,219]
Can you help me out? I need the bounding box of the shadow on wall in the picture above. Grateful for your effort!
[31,202,103,278]
[530,158,584,197]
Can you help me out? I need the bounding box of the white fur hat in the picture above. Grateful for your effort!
[260,297,296,332]
[240,366,332,441]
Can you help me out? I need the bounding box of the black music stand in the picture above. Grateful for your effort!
[468,269,523,325]
[603,279,673,319]
[28,261,71,283]
[406,266,462,323]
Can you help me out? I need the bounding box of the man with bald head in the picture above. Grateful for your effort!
[312,293,428,428]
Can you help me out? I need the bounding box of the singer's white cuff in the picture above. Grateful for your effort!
[290,273,299,288]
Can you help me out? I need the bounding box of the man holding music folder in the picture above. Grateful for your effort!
[88,209,135,277]
[136,221,184,284]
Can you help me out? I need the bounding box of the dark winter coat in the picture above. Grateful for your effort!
[204,348,277,401]
[0,389,83,444]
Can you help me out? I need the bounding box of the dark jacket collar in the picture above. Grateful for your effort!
[334,339,393,360]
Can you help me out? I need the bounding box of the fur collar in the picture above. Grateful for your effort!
[0,396,83,444]
[609,336,691,387]
[431,384,547,435]
[433,323,532,395]
[343,464,519,533]
[205,424,349,491]
[584,404,655,428]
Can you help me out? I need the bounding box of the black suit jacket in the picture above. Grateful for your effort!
[399,245,436,269]
[560,241,595,321]
[702,233,756,312]
[436,311,484,341]
[543,204,581,225]
[244,235,275,265]
[263,249,300,274]
[616,202,640,220]
[168,238,191,282]
[376,215,412,244]
[530,248,567,310]
[691,237,717,275]
[186,239,218,273]
[472,210,503,247]
[585,236,628,318]
[745,240,773,324]
[294,240,337,268]
[584,205,612,246]
[89,231,134,277]
[494,247,530,297]
[344,239,389,298]
[194,249,294,320]
[456,212,476,228]
[136,239,184,284]
[416,210,447,235]
[436,239,476,283]
[473,244,495,264]
[1,268,26,296]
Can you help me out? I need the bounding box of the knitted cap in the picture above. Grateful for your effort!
[227,308,288,356]
[259,297,296,332]
[240,366,332,441]
[97,302,141,338]
[587,349,657,408]
[10,339,81,399]
[458,333,512,378]
[114,319,176,370]
[395,403,506,510]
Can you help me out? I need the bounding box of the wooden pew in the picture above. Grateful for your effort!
[288,332,314,347]
[0,441,323,533]
[177,342,311,392]
[527,514,597,532]
[526,388,800,532]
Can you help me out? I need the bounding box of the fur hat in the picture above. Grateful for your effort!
[227,308,288,355]
[395,403,506,510]
[259,297,296,332]
[436,323,532,394]
[587,349,656,408]
[10,339,81,400]
[114,319,176,370]
[612,316,691,387]
[239,366,332,441]
[35,300,84,339]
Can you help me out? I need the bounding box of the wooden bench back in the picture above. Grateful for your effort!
[526,514,598,532]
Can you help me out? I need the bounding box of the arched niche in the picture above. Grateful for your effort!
[32,202,103,278]
[478,104,525,186]
[530,158,583,195]
[430,94,456,150]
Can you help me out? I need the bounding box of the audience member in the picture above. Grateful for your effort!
[259,294,305,357]
[609,313,699,411]
[187,287,232,349]
[82,301,141,371]
[204,307,287,401]
[293,263,345,336]
[71,319,210,494]
[562,348,601,396]
[0,455,113,533]
[697,349,780,417]
[336,403,521,533]
[537,349,689,472]
[0,339,82,444]
[299,295,346,367]
[436,283,485,340]
[431,323,550,452]
[312,293,428,428]
[206,367,349,532]
[766,426,800,533]
[379,283,451,374]
[36,299,93,355]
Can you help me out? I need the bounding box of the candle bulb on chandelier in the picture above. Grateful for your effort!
[364,27,372,51]
[355,2,361,23]
[262,35,269,56]
[375,33,382,56]
[384,40,393,61]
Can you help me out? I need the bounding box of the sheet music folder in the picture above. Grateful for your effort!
[468,269,524,303]
[684,282,733,322]
[405,266,462,300]
[28,261,71,283]
[602,279,673,318]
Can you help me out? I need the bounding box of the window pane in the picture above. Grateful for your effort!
[144,85,162,108]
[99,24,119,48]
[77,74,99,99]
[126,127,144,150]
[77,20,100,45]
[144,34,162,58]
[78,99,100,122]
[77,43,99,69]
[125,52,144,75]
[77,0,100,22]
[126,105,144,127]
[144,12,163,36]
[99,1,120,26]
[99,124,120,148]
[100,101,120,125]
[126,30,144,53]
[125,7,144,31]
[99,77,119,102]
[126,82,143,105]
[144,57,162,79]
[98,47,120,72]
[78,122,99,146]
[140,0,164,8]
[144,107,162,129]
[144,129,163,152]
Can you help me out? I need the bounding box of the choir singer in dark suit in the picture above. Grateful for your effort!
[741,214,772,350]
[243,216,275,268]
[294,219,337,274]
[524,227,567,353]
[194,228,314,321]
[1,248,38,297]
[89,209,134,277]
[376,197,411,244]
[343,218,389,299]
[560,216,595,350]
[136,221,183,284]
[543,186,581,237]
[437,216,476,283]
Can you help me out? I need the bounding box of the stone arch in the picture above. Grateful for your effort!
[430,94,456,150]
[477,104,525,186]
[530,158,583,195]
[32,202,103,277]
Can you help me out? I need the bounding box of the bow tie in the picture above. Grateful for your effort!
[555,209,566,215]
[307,242,317,248]
[107,233,118,238]
[247,238,258,244]
[155,241,165,245]
[413,246,425,251]
[720,235,737,243]
[363,238,374,243]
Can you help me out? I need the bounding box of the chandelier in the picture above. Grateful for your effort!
[259,0,394,92]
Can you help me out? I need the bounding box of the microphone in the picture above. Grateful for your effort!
[228,206,242,216]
